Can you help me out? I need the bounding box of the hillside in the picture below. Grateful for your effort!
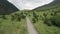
[33,0,60,11]
[0,0,19,15]
[27,0,60,34]
[0,0,60,34]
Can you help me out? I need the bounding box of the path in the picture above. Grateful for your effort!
[26,16,38,34]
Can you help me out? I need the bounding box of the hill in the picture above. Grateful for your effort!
[28,0,60,34]
[33,0,60,11]
[0,0,19,15]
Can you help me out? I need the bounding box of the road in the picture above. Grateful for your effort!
[26,16,38,34]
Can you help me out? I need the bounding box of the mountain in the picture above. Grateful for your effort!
[0,0,19,15]
[31,0,60,27]
[33,0,60,11]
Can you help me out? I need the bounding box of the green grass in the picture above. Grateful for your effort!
[0,11,28,34]
[28,10,60,34]
[34,19,60,34]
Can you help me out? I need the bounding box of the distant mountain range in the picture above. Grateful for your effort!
[33,0,60,11]
[0,0,19,15]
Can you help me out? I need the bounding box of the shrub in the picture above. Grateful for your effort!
[44,18,51,26]
[44,15,60,27]
[50,15,60,27]
[32,18,36,23]
[43,13,47,17]
[33,12,39,21]
[24,12,27,15]
[2,15,6,19]
[0,22,2,27]
[17,16,21,21]
[11,15,15,21]
[51,13,54,16]
[21,14,26,19]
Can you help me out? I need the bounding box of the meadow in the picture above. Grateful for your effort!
[0,11,28,34]
[27,9,60,34]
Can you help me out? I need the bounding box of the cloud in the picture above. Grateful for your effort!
[7,0,54,10]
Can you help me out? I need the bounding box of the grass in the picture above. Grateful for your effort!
[0,11,28,34]
[34,20,60,34]
[27,10,60,34]
[0,7,60,34]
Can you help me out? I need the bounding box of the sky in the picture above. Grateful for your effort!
[7,0,54,10]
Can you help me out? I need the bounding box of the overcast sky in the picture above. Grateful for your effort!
[8,0,54,10]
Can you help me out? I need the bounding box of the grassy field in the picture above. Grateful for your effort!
[0,10,60,34]
[0,11,28,34]
[0,7,60,34]
[27,10,60,34]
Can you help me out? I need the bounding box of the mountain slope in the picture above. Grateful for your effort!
[0,0,19,15]
[33,0,60,11]
[28,0,60,34]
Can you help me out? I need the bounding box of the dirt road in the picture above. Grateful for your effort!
[26,16,38,34]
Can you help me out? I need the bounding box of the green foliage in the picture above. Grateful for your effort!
[32,12,39,23]
[0,11,28,34]
[43,13,47,17]
[2,15,6,19]
[22,4,60,34]
[44,18,51,26]
[50,15,60,27]
[11,12,26,21]
[32,18,36,23]
[29,10,60,34]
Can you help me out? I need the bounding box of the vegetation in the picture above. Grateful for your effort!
[0,0,60,34]
[0,11,28,34]
[28,9,60,34]
[27,0,60,34]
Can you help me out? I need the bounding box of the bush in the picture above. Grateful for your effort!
[50,15,60,27]
[51,12,56,16]
[33,12,39,21]
[2,15,6,19]
[21,15,26,19]
[0,22,2,27]
[44,18,52,26]
[17,16,21,21]
[11,15,15,21]
[32,18,36,23]
[44,15,60,27]
[43,13,47,17]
